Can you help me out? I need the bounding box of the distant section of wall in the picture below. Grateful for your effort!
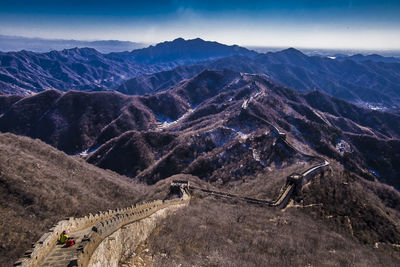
[301,160,330,186]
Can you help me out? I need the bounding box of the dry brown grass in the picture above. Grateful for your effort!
[0,133,167,266]
[145,169,400,267]
[300,162,400,246]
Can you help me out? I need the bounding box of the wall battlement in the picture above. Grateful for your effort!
[78,198,187,267]
[14,194,188,267]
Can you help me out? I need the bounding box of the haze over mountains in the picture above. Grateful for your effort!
[0,34,146,53]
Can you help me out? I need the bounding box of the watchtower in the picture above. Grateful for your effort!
[286,173,302,186]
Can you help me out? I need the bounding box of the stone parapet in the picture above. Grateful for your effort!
[14,196,188,267]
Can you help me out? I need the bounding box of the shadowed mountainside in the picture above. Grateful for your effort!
[0,90,156,153]
[0,48,162,94]
[116,65,204,95]
[2,70,400,189]
[99,70,400,188]
[335,53,400,64]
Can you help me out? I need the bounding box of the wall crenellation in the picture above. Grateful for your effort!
[77,198,187,267]
[14,193,188,267]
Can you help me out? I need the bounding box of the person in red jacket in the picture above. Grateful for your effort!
[65,238,75,247]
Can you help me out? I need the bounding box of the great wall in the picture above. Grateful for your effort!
[14,111,330,267]
[189,159,329,209]
[14,190,190,267]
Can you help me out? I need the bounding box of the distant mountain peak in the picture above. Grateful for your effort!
[171,37,186,42]
[60,47,99,54]
[129,38,257,65]
[280,47,305,55]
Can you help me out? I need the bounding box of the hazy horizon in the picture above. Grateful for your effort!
[2,34,400,53]
[0,0,399,50]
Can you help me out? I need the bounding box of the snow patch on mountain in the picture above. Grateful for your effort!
[157,109,194,129]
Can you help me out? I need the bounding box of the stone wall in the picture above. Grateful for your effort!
[87,203,185,267]
[300,160,330,186]
[14,195,189,267]
[76,197,188,267]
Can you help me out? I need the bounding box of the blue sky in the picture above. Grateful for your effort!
[0,0,399,49]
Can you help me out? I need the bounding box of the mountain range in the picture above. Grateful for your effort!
[118,48,400,110]
[0,38,256,95]
[1,38,399,111]
[1,69,399,189]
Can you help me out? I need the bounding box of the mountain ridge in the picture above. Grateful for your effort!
[0,38,257,95]
[117,48,400,110]
[129,38,257,65]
